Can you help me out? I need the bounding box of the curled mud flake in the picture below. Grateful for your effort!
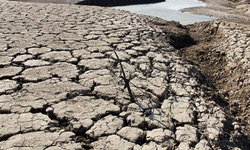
[0,56,13,66]
[91,135,135,150]
[86,115,123,139]
[0,131,77,150]
[0,113,53,140]
[78,58,111,70]
[176,125,199,144]
[23,59,51,67]
[0,80,18,94]
[0,66,22,79]
[117,127,145,143]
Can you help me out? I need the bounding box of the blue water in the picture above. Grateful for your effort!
[114,0,216,25]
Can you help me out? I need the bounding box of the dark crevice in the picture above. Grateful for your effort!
[136,134,147,145]
[0,109,11,114]
[147,21,197,50]
[122,117,130,127]
[46,109,71,130]
[169,34,196,49]
[0,134,13,141]
[78,66,89,75]
[90,81,96,93]
[0,75,16,81]
[30,104,49,114]
[71,75,80,83]
[210,93,229,108]
[80,141,94,150]
[92,92,117,101]
[46,108,57,121]
[91,110,121,122]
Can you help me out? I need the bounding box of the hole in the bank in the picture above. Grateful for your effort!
[169,34,196,49]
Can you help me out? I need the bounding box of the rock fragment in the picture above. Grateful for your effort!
[117,43,134,50]
[79,69,112,86]
[170,83,189,96]
[126,112,145,128]
[111,51,131,61]
[93,85,118,98]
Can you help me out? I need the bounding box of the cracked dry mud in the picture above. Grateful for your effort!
[0,0,248,149]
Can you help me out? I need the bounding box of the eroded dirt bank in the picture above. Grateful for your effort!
[151,19,250,149]
[180,0,250,145]
[180,21,250,149]
[0,0,249,149]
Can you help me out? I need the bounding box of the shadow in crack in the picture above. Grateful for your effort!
[76,0,164,7]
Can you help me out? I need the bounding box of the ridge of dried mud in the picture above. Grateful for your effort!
[181,0,250,145]
[180,20,250,148]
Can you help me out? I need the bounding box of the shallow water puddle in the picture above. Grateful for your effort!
[114,0,216,25]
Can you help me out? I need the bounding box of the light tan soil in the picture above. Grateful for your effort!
[1,0,250,149]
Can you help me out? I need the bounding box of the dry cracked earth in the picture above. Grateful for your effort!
[0,0,249,149]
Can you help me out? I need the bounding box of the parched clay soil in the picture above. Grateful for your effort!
[0,0,250,149]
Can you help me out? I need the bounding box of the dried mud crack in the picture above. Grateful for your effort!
[0,0,249,149]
